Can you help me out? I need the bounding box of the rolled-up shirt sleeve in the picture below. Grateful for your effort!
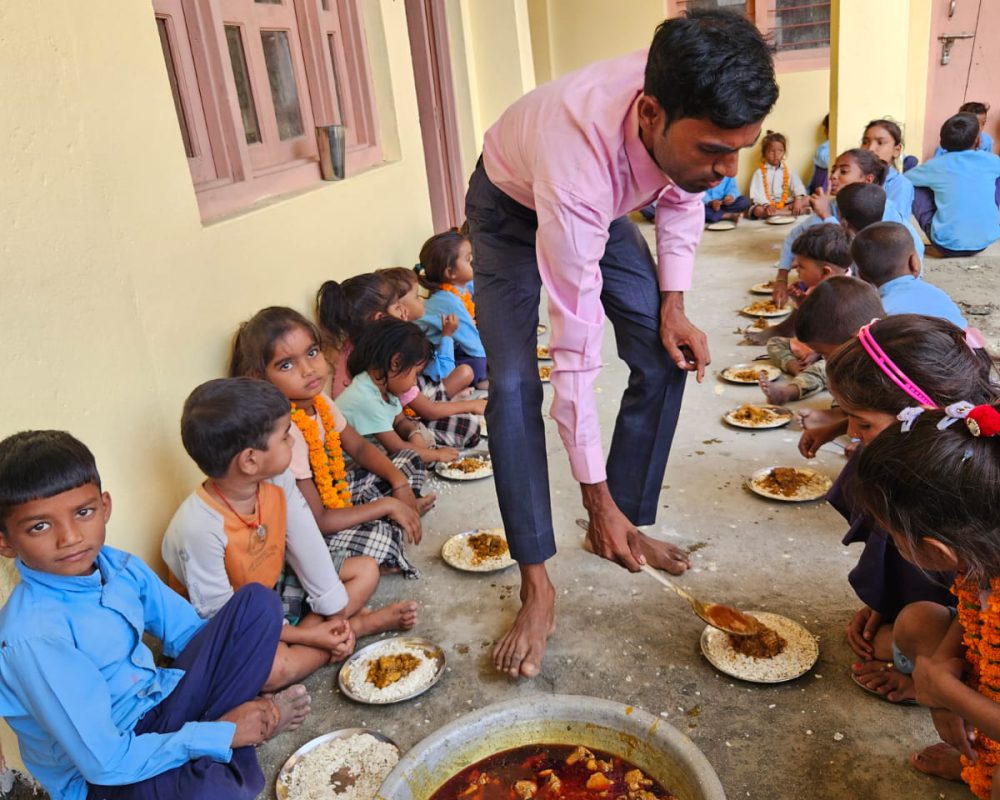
[534,181,612,485]
[654,184,705,291]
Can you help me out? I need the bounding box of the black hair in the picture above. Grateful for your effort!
[836,183,885,232]
[346,318,433,382]
[959,101,988,117]
[850,222,915,286]
[940,112,980,152]
[229,306,325,379]
[316,274,395,344]
[376,267,419,304]
[645,10,777,128]
[836,148,888,186]
[761,130,786,157]
[822,113,830,133]
[864,118,904,147]
[790,224,852,269]
[417,231,468,293]
[181,378,291,479]
[853,405,1000,580]
[0,431,101,532]
[793,276,885,347]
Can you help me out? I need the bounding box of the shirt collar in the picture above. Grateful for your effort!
[623,93,673,197]
[880,274,915,292]
[16,550,106,594]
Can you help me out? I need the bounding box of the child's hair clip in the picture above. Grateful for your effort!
[966,404,1000,438]
[413,263,424,275]
[896,406,925,433]
[962,445,974,462]
[938,401,975,431]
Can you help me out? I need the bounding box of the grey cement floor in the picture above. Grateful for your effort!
[255,220,1000,800]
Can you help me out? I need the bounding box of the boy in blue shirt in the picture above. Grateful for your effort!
[0,431,310,800]
[701,174,750,223]
[851,222,967,330]
[909,112,1000,256]
[933,101,993,156]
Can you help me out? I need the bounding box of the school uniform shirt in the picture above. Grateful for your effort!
[481,48,705,484]
[417,290,485,359]
[0,547,234,800]
[748,161,807,206]
[933,130,994,157]
[878,274,967,329]
[336,370,402,437]
[812,139,829,169]
[906,150,1000,251]
[422,334,456,383]
[162,468,349,619]
[702,175,741,205]
[883,166,915,219]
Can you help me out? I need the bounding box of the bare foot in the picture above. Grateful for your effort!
[351,601,418,637]
[417,493,437,515]
[493,565,555,679]
[852,660,916,702]
[266,685,311,737]
[636,532,690,575]
[910,743,964,781]
[745,328,774,346]
[759,375,800,405]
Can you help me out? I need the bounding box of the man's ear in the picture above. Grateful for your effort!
[637,94,666,137]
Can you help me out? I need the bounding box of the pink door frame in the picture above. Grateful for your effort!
[923,0,1000,160]
[405,0,467,231]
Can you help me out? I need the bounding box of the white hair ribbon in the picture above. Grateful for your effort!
[937,401,975,430]
[896,406,926,433]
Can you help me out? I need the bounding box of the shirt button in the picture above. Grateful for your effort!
[137,689,147,698]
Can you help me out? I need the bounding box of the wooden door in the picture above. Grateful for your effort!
[923,0,1000,159]
[405,0,466,231]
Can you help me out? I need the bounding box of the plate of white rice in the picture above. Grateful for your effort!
[441,528,515,572]
[338,636,446,704]
[700,611,819,683]
[276,729,399,800]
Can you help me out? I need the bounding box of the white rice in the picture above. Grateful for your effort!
[442,529,514,572]
[281,733,399,800]
[701,612,819,683]
[436,456,492,481]
[343,642,440,703]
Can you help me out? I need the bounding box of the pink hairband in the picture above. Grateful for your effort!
[857,321,937,408]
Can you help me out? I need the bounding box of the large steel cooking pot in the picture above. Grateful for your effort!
[378,695,726,800]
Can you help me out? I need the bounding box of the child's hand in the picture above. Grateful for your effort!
[424,446,460,463]
[771,279,789,309]
[788,281,809,302]
[845,606,882,659]
[470,398,487,415]
[809,187,831,219]
[305,616,354,655]
[220,698,279,748]
[722,195,735,205]
[915,655,968,710]
[930,707,976,761]
[383,497,423,544]
[441,313,459,337]
[709,199,722,211]
[791,195,810,216]
[762,204,778,218]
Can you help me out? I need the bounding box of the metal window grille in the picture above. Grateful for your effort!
[769,0,831,52]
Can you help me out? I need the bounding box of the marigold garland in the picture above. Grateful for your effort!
[290,396,352,509]
[759,160,791,209]
[440,283,476,322]
[953,575,1000,799]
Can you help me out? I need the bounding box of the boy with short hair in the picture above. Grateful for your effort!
[933,101,993,155]
[908,112,1000,256]
[0,430,309,800]
[834,183,886,237]
[851,221,967,330]
[760,276,885,405]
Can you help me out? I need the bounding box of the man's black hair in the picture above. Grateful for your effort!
[181,378,291,479]
[940,112,980,152]
[645,10,778,128]
[0,431,101,532]
[836,183,886,232]
[850,222,916,287]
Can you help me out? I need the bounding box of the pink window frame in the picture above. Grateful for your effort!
[151,0,382,221]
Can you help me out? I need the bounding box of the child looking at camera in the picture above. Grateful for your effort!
[748,131,809,218]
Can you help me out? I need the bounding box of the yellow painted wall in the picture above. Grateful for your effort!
[0,0,433,775]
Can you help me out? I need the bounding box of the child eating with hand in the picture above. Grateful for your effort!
[0,430,310,800]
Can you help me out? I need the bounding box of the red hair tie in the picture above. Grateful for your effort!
[966,405,1000,438]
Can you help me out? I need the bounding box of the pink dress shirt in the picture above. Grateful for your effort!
[482,49,704,484]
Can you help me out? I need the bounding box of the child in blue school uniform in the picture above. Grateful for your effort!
[701,175,750,223]
[909,112,1000,256]
[807,114,830,194]
[861,118,915,217]
[414,231,488,388]
[0,430,310,800]
[933,101,994,157]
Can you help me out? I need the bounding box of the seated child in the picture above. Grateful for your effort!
[764,226,852,391]
[824,315,994,706]
[336,317,460,467]
[701,174,750,223]
[807,113,830,194]
[908,112,1000,256]
[748,131,809,219]
[759,276,884,406]
[933,100,994,156]
[861,118,915,218]
[227,307,433,581]
[852,401,1000,790]
[0,430,310,800]
[414,231,487,388]
[851,221,967,329]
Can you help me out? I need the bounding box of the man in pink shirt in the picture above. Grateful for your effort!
[465,10,778,679]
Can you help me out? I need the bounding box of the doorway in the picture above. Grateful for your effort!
[405,0,466,232]
[922,0,1000,160]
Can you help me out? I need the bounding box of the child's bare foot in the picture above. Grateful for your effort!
[759,375,800,405]
[266,685,311,737]
[910,743,964,781]
[744,328,775,346]
[852,660,916,703]
[351,601,419,637]
[417,493,437,515]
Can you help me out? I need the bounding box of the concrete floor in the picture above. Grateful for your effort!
[252,219,1000,800]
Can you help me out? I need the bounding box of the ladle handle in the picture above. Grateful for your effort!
[640,563,697,605]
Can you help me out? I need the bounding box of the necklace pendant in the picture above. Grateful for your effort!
[255,524,268,540]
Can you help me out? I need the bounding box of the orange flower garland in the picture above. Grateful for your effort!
[290,396,352,509]
[440,283,476,322]
[953,575,1000,799]
[759,160,791,209]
